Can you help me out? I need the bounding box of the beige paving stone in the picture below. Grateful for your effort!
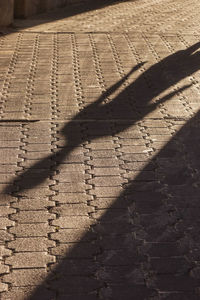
[13,198,55,210]
[122,161,155,171]
[0,141,21,148]
[0,150,21,164]
[91,197,123,209]
[90,186,123,197]
[51,204,94,216]
[87,158,119,167]
[52,193,92,204]
[88,176,124,187]
[1,0,200,297]
[0,132,21,141]
[11,211,55,223]
[25,144,52,151]
[51,228,95,243]
[50,242,98,258]
[18,187,52,198]
[0,282,8,292]
[0,174,17,184]
[122,153,150,161]
[1,286,55,300]
[90,150,116,158]
[7,237,56,252]
[0,206,16,216]
[3,269,48,286]
[0,263,9,274]
[0,246,12,258]
[0,218,15,230]
[58,164,86,172]
[0,230,14,243]
[52,216,93,229]
[55,183,89,193]
[25,152,52,160]
[120,145,152,153]
[9,223,55,237]
[5,252,55,268]
[87,142,115,150]
[90,167,120,176]
[54,172,90,182]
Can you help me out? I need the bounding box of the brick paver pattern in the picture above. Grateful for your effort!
[1,0,200,299]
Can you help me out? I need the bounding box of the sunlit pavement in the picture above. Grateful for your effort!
[1,0,200,299]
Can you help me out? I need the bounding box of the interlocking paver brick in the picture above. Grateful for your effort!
[4,269,48,286]
[51,204,94,216]
[0,282,8,292]
[90,167,120,176]
[54,183,89,193]
[1,286,55,300]
[0,246,12,258]
[87,158,119,167]
[52,216,93,229]
[0,218,15,229]
[52,193,92,204]
[88,176,124,186]
[0,230,14,243]
[8,237,56,252]
[11,211,55,223]
[0,264,9,274]
[50,242,99,258]
[13,198,55,210]
[5,252,55,268]
[90,186,123,197]
[10,223,55,237]
[0,206,16,216]
[51,229,95,243]
[54,172,90,182]
[120,145,151,153]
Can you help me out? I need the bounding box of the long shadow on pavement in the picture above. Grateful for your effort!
[4,42,200,299]
[4,41,200,194]
[30,108,200,300]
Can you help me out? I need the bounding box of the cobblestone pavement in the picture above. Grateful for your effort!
[1,0,200,299]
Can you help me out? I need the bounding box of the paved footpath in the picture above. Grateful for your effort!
[1,0,200,299]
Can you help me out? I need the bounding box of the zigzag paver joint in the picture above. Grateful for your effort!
[0,0,200,299]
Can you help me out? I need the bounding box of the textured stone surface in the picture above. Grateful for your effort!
[1,0,200,299]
